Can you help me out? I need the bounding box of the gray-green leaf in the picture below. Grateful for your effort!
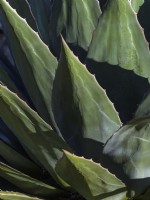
[0,191,44,200]
[52,38,121,159]
[0,162,64,197]
[50,0,101,51]
[87,0,150,82]
[0,84,72,186]
[56,151,127,200]
[103,117,150,196]
[0,0,58,126]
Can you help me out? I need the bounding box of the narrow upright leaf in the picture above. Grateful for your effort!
[87,0,150,82]
[0,84,72,186]
[52,39,121,159]
[50,0,101,51]
[0,0,58,126]
[0,162,63,198]
[56,151,127,200]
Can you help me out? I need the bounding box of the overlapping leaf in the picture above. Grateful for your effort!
[56,151,127,200]
[0,84,72,186]
[0,0,58,126]
[103,117,150,196]
[50,0,101,51]
[7,0,37,31]
[0,162,63,197]
[0,140,41,177]
[27,0,50,45]
[0,191,43,200]
[52,39,121,159]
[135,92,150,118]
[87,0,150,82]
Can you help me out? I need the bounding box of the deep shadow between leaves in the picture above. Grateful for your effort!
[86,59,150,123]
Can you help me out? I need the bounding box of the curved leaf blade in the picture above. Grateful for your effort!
[103,117,150,196]
[52,38,121,159]
[50,0,101,51]
[87,0,150,81]
[0,162,62,198]
[135,92,150,118]
[0,191,44,200]
[0,84,72,186]
[56,151,127,200]
[0,0,58,126]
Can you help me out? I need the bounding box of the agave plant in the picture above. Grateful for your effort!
[0,0,150,199]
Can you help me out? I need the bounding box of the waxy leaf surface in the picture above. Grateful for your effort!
[103,117,150,196]
[50,0,101,51]
[0,84,72,186]
[87,0,150,82]
[131,0,144,13]
[56,151,127,200]
[52,39,121,159]
[0,0,58,126]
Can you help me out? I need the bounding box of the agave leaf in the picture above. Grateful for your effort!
[56,151,127,200]
[0,191,44,200]
[0,0,58,126]
[135,91,150,118]
[87,0,150,82]
[131,0,144,13]
[0,162,63,197]
[0,84,72,186]
[52,38,121,159]
[50,0,101,51]
[27,0,50,45]
[7,0,37,31]
[103,117,150,196]
[0,140,41,177]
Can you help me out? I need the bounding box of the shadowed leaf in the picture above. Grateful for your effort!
[52,39,121,158]
[0,162,63,197]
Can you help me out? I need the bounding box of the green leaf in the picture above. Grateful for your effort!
[135,92,150,118]
[50,0,101,51]
[103,117,150,196]
[0,162,64,197]
[0,140,41,177]
[131,0,144,13]
[27,0,50,45]
[56,151,127,200]
[0,84,72,186]
[87,0,150,81]
[0,0,58,126]
[52,38,121,159]
[0,191,44,200]
[7,0,37,31]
